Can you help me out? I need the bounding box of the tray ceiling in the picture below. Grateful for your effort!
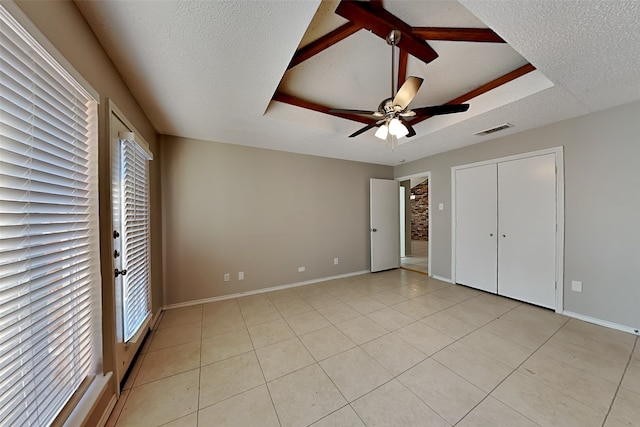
[75,0,640,165]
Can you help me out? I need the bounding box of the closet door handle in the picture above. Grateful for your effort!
[490,233,494,237]
[502,234,506,238]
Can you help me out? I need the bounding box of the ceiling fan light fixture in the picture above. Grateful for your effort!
[389,118,408,138]
[375,123,389,140]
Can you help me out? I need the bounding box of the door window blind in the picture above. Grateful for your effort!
[0,5,101,426]
[120,138,152,342]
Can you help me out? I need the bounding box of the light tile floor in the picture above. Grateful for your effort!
[107,269,640,427]
[401,240,428,274]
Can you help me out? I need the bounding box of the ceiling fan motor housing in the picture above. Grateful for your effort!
[379,98,396,116]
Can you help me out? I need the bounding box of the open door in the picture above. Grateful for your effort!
[370,178,400,272]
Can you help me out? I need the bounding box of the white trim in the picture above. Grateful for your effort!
[555,148,565,313]
[125,314,151,347]
[429,274,454,284]
[1,1,99,101]
[97,395,117,427]
[451,166,458,283]
[162,270,370,311]
[63,372,113,427]
[108,99,152,155]
[450,146,565,312]
[395,171,432,275]
[562,311,640,336]
[450,146,563,172]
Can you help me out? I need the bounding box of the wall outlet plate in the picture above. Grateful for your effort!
[571,280,582,292]
[238,272,244,280]
[223,273,230,282]
[298,266,305,272]
[334,258,339,265]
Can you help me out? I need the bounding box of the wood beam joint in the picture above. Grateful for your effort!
[335,0,439,65]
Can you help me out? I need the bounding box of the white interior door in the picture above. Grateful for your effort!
[454,164,498,292]
[370,178,400,272]
[498,154,557,308]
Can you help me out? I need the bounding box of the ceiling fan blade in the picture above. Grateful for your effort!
[392,76,424,110]
[412,104,470,117]
[348,122,379,138]
[399,118,416,137]
[329,108,382,118]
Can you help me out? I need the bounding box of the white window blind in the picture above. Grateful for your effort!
[120,137,152,342]
[0,5,101,426]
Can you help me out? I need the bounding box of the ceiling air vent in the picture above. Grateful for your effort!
[474,123,513,136]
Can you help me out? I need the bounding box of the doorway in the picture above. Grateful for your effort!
[398,173,430,275]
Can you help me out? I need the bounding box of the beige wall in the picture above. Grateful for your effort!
[14,0,163,416]
[161,135,393,305]
[395,100,640,331]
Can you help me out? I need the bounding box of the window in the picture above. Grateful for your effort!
[119,136,152,342]
[0,5,101,425]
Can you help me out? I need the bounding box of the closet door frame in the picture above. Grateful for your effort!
[451,146,565,313]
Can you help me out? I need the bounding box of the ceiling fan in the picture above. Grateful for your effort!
[330,30,470,141]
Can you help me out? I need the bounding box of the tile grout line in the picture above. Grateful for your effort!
[308,275,454,423]
[601,335,638,427]
[143,273,624,427]
[450,311,571,426]
[388,302,528,427]
[195,305,204,426]
[238,298,284,427]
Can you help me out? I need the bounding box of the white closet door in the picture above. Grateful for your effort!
[455,164,498,293]
[498,154,557,308]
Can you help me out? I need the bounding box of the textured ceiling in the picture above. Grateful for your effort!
[75,0,640,166]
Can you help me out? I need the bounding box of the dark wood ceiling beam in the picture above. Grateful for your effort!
[410,63,536,124]
[272,92,371,124]
[397,49,408,91]
[335,0,439,65]
[412,27,505,43]
[288,22,362,69]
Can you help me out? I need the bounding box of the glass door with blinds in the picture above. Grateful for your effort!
[110,106,153,384]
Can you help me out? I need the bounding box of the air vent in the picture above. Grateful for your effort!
[474,123,513,136]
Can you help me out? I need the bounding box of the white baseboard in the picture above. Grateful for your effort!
[562,311,639,336]
[163,270,370,311]
[430,274,454,284]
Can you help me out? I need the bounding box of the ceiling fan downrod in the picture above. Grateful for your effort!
[386,30,401,99]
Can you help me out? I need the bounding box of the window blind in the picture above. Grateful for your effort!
[0,5,101,426]
[120,138,152,342]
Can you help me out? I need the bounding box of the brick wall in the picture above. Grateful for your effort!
[411,181,428,241]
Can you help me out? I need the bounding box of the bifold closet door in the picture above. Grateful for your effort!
[455,164,498,293]
[497,154,557,309]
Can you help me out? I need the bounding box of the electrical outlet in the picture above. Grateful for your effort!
[223,273,230,282]
[334,258,339,265]
[298,266,305,272]
[571,280,582,292]
[238,272,244,280]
